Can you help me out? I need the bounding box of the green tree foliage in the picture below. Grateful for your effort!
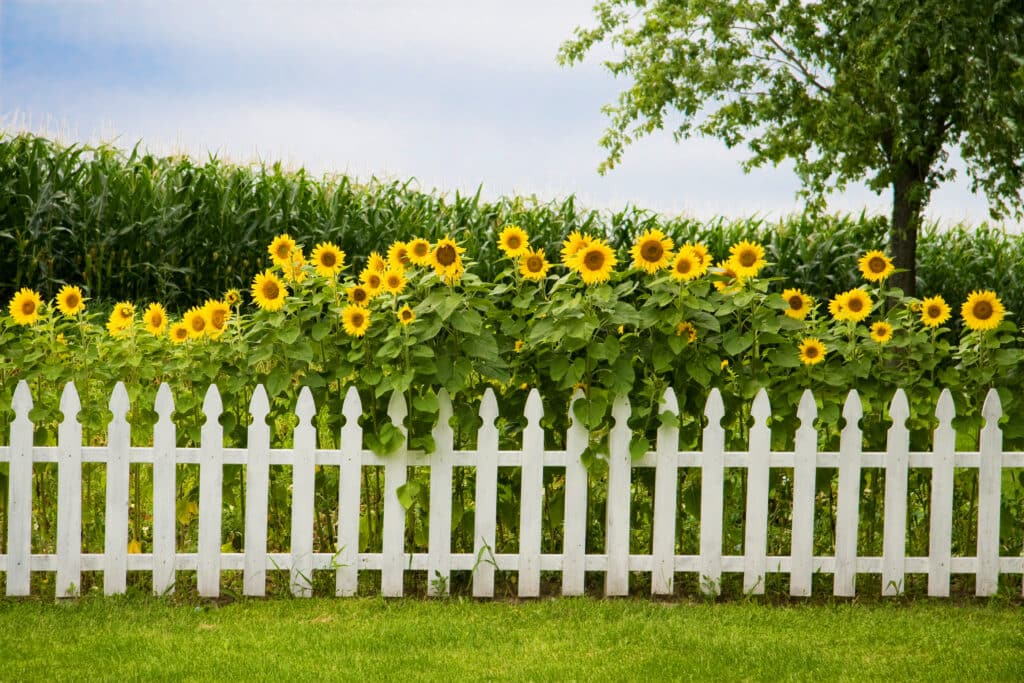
[558,0,1024,294]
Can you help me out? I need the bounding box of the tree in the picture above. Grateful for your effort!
[559,0,1024,295]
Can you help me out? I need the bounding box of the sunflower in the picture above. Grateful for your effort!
[223,289,241,307]
[728,240,767,278]
[520,248,550,281]
[669,247,706,281]
[342,304,371,337]
[560,231,592,268]
[828,294,845,320]
[870,321,894,344]
[106,301,135,335]
[858,250,894,282]
[688,243,711,269]
[798,337,827,365]
[782,288,813,320]
[407,238,432,266]
[920,295,951,328]
[8,288,42,326]
[143,303,168,336]
[202,299,231,338]
[251,270,288,311]
[283,246,309,283]
[346,284,373,305]
[712,260,743,293]
[675,321,698,343]
[361,267,384,294]
[431,236,466,284]
[183,306,207,338]
[961,290,1005,331]
[268,233,296,265]
[514,340,524,353]
[382,269,407,295]
[310,242,346,278]
[832,288,872,322]
[573,239,617,284]
[397,304,415,325]
[630,229,674,273]
[367,251,388,274]
[387,241,411,269]
[169,322,190,344]
[56,285,86,317]
[498,225,530,257]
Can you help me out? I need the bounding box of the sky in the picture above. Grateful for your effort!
[0,0,1017,228]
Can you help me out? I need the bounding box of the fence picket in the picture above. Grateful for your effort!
[244,385,270,596]
[882,390,910,596]
[6,381,33,597]
[198,385,223,598]
[518,390,545,597]
[928,389,955,597]
[427,389,454,596]
[473,388,499,598]
[381,390,408,597]
[976,389,1003,597]
[700,389,725,597]
[834,390,863,597]
[56,382,83,598]
[562,389,588,596]
[291,387,317,597]
[605,395,632,597]
[152,383,177,596]
[790,390,818,597]
[336,387,363,596]
[104,382,130,595]
[743,389,771,595]
[651,388,679,596]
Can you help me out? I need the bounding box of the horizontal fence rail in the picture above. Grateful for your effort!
[1,380,1022,599]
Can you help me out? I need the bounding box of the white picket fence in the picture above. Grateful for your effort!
[1,379,1022,599]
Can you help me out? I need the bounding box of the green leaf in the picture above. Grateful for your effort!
[629,437,651,460]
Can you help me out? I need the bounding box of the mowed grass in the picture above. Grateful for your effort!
[1,596,1021,681]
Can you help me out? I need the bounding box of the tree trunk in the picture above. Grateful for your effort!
[889,170,924,297]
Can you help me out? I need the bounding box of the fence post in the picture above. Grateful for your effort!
[152,383,177,596]
[790,390,818,597]
[651,387,679,596]
[605,394,632,597]
[104,382,130,595]
[928,389,955,597]
[427,389,454,596]
[291,387,316,597]
[56,382,83,599]
[473,388,499,598]
[519,389,545,597]
[198,384,223,598]
[244,385,270,596]
[882,389,909,596]
[336,386,363,596]
[562,389,588,596]
[834,390,863,597]
[381,390,408,598]
[976,389,1003,597]
[743,389,771,595]
[700,389,725,597]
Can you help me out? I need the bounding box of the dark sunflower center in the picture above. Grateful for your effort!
[118,308,132,320]
[262,280,280,299]
[351,313,365,327]
[583,249,605,271]
[869,256,887,273]
[210,311,225,328]
[526,256,543,272]
[388,275,401,288]
[175,328,187,339]
[436,244,457,267]
[927,305,942,319]
[738,250,757,267]
[676,258,692,274]
[21,300,35,315]
[66,293,79,308]
[402,310,413,321]
[641,241,663,262]
[353,289,367,303]
[413,243,428,257]
[788,295,803,310]
[368,274,381,288]
[848,297,864,313]
[191,316,205,332]
[397,249,409,264]
[320,251,337,267]
[805,346,819,358]
[151,312,164,327]
[275,244,290,260]
[973,301,993,320]
[507,235,522,250]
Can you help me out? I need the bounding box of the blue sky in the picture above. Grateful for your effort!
[1,1,1016,227]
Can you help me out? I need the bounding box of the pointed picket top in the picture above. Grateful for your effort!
[797,389,817,428]
[982,388,1002,426]
[524,388,544,425]
[567,388,586,426]
[387,389,407,428]
[659,387,678,414]
[342,385,362,418]
[888,389,909,427]
[935,388,955,425]
[842,389,863,426]
[751,389,771,427]
[202,384,222,423]
[479,387,499,426]
[295,386,316,425]
[59,382,81,421]
[704,388,724,426]
[12,379,32,420]
[435,389,454,434]
[108,381,130,422]
[611,394,630,428]
[155,383,175,422]
[249,384,269,423]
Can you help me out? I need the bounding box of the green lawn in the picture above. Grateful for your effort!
[1,596,1021,681]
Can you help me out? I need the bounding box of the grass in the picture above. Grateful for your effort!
[1,595,1022,681]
